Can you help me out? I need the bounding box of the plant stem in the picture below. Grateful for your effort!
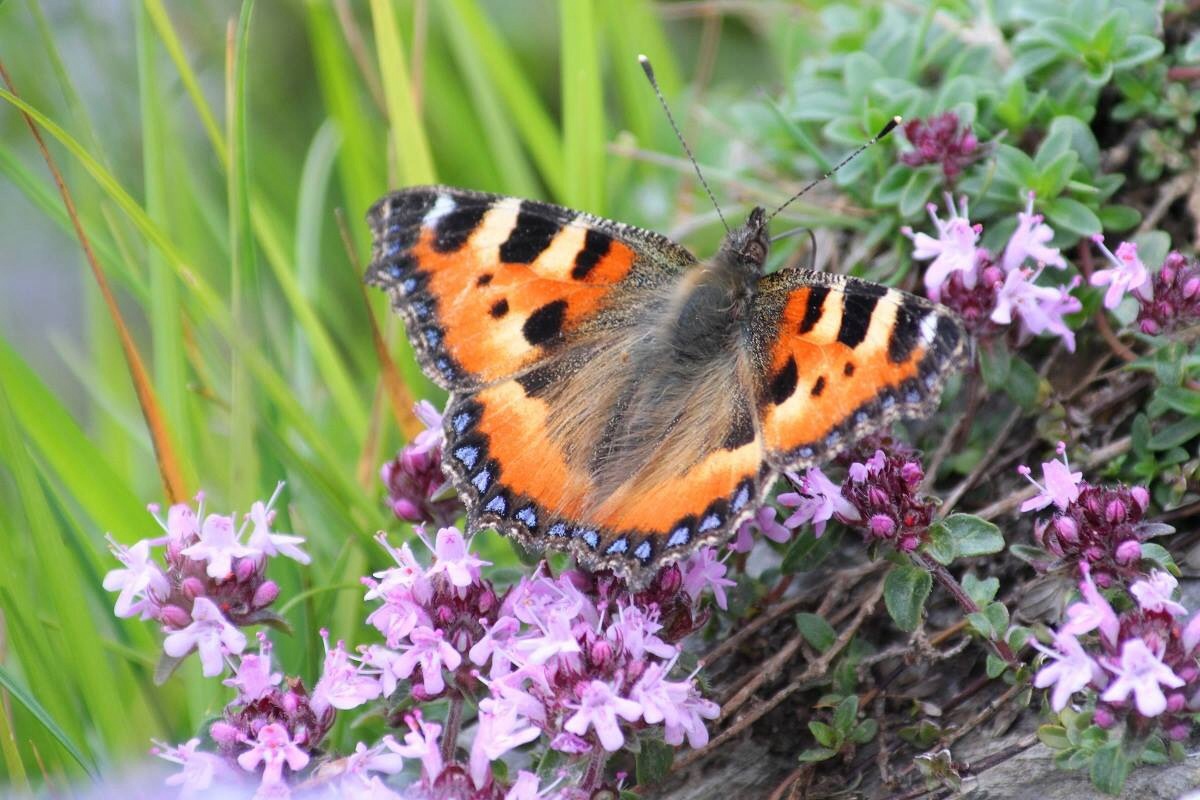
[442,691,464,764]
[581,745,609,790]
[911,552,1018,665]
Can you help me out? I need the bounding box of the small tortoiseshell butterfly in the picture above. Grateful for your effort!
[365,184,966,587]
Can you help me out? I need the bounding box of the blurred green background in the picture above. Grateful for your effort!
[0,0,816,787]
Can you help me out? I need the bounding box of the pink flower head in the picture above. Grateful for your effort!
[162,597,248,676]
[1129,570,1189,617]
[679,547,736,610]
[470,701,541,787]
[381,401,460,527]
[1033,631,1106,711]
[903,196,982,300]
[426,526,490,590]
[1002,192,1066,273]
[103,537,169,619]
[779,467,859,536]
[246,485,310,566]
[1018,444,1083,512]
[1136,251,1200,335]
[1100,637,1185,717]
[607,605,677,661]
[311,633,382,715]
[180,512,258,580]
[236,722,310,787]
[563,680,643,751]
[1059,563,1120,648]
[369,534,433,606]
[899,112,979,181]
[1090,236,1151,309]
[394,626,462,695]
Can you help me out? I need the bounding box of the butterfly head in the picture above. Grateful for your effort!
[717,206,771,280]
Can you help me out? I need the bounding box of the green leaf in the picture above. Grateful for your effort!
[884,564,932,632]
[850,718,879,744]
[979,340,1012,391]
[1090,743,1131,795]
[1147,416,1200,451]
[782,527,841,573]
[1044,197,1102,237]
[1115,35,1165,70]
[808,720,841,749]
[986,654,1007,678]
[872,163,911,207]
[1139,543,1179,574]
[798,747,839,763]
[1037,724,1071,750]
[635,738,675,785]
[924,523,956,565]
[962,573,1000,605]
[898,168,938,218]
[1097,204,1140,231]
[795,612,837,653]
[935,513,1005,558]
[1154,387,1200,416]
[1005,355,1042,410]
[833,695,859,732]
[966,611,995,638]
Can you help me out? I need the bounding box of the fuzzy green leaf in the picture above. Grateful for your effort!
[884,564,932,632]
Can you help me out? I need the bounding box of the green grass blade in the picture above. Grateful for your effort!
[446,0,565,199]
[370,0,436,185]
[603,0,683,147]
[0,654,96,779]
[560,0,605,213]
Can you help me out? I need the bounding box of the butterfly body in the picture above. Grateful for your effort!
[367,186,965,587]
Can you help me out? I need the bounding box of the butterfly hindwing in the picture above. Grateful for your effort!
[749,269,966,470]
[366,186,694,389]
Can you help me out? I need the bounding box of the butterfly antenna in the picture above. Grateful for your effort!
[766,116,902,223]
[639,54,729,234]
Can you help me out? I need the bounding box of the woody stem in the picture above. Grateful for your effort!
[911,552,1019,666]
[441,691,464,763]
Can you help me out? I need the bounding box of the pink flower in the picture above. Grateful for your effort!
[679,547,736,610]
[394,626,462,695]
[903,197,982,299]
[1100,638,1185,717]
[470,703,541,787]
[992,269,1081,351]
[103,537,169,619]
[162,597,247,676]
[1059,563,1120,648]
[1033,632,1106,711]
[731,506,793,552]
[1182,613,1200,654]
[342,738,406,777]
[381,402,460,527]
[181,513,258,579]
[563,680,643,751]
[518,609,582,666]
[468,615,521,678]
[1090,236,1151,309]
[311,634,382,715]
[1130,570,1188,617]
[631,662,719,747]
[385,712,443,781]
[368,535,433,606]
[607,605,676,661]
[155,738,234,797]
[1018,443,1083,512]
[223,639,281,702]
[504,771,542,800]
[246,487,310,565]
[236,722,310,787]
[1002,192,1065,273]
[779,467,859,536]
[426,526,490,590]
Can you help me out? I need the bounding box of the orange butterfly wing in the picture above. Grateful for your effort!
[366,186,693,389]
[748,270,966,471]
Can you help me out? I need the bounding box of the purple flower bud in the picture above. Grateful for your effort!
[252,580,279,608]
[1167,692,1186,713]
[181,577,206,600]
[899,535,920,552]
[1093,570,1113,589]
[868,486,889,507]
[160,604,193,629]
[590,638,614,667]
[1140,319,1161,335]
[900,462,923,485]
[1093,706,1116,728]
[657,565,683,596]
[234,557,258,582]
[1114,540,1141,565]
[1084,546,1106,564]
[1130,486,1150,511]
[210,721,239,746]
[436,605,455,626]
[1168,723,1191,741]
[549,732,592,754]
[1180,665,1199,683]
[1053,516,1079,544]
[1105,499,1127,524]
[281,691,301,714]
[868,514,896,539]
[1184,278,1200,299]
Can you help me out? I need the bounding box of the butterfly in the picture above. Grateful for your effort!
[365,187,965,588]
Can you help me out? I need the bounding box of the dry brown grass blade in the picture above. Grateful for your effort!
[0,58,189,504]
[335,208,422,440]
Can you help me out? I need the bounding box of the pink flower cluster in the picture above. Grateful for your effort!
[1019,444,1160,587]
[103,484,310,676]
[903,193,1081,351]
[778,441,935,554]
[381,400,463,527]
[1135,251,1200,336]
[900,112,980,182]
[358,528,721,795]
[1034,564,1200,738]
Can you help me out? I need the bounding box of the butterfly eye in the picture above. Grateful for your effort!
[741,237,768,267]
